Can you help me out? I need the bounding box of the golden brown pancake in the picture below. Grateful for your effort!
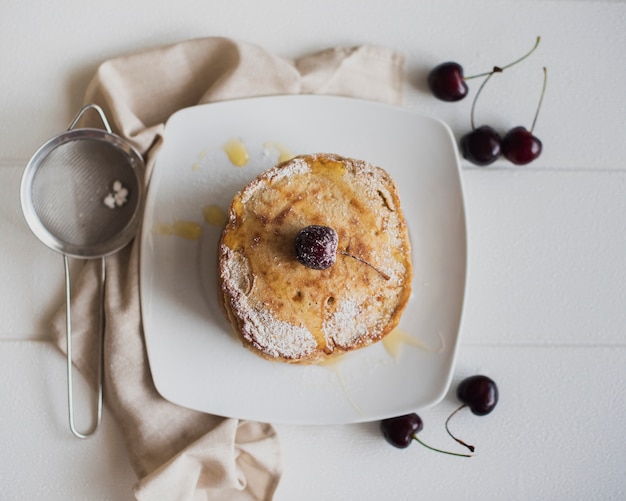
[218,153,412,363]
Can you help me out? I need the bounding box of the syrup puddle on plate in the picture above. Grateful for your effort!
[153,220,202,240]
[223,138,249,167]
[203,204,228,227]
[263,141,294,163]
[152,205,227,242]
[383,327,446,361]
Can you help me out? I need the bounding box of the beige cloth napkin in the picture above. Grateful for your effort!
[51,36,404,500]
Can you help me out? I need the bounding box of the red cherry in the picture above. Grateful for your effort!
[380,413,472,457]
[428,62,468,102]
[457,375,499,416]
[459,125,502,166]
[380,413,423,449]
[445,375,499,453]
[501,126,542,165]
[295,225,338,270]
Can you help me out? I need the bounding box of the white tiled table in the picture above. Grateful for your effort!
[2,1,625,499]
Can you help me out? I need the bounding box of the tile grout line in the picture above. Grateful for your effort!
[461,342,626,349]
[3,156,626,173]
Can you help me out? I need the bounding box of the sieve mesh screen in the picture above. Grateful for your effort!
[30,138,140,248]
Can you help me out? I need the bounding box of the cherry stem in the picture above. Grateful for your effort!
[469,71,496,130]
[338,251,391,280]
[445,404,475,453]
[465,36,541,81]
[412,434,473,458]
[530,67,548,134]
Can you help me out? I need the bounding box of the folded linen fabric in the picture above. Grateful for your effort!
[50,36,404,500]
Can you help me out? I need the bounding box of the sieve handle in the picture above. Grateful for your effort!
[67,103,113,133]
[64,255,105,439]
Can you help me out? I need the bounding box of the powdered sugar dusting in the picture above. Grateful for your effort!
[239,157,311,204]
[324,298,385,348]
[221,246,317,360]
[221,247,252,295]
[241,306,317,360]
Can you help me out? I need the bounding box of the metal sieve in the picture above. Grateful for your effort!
[21,104,144,438]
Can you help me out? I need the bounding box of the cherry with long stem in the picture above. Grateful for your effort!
[459,71,502,166]
[501,67,548,165]
[295,225,392,280]
[443,375,499,452]
[428,36,541,102]
[380,413,472,457]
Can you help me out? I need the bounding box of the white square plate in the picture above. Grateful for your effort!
[140,95,467,424]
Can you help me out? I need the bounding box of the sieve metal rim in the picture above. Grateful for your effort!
[20,127,145,259]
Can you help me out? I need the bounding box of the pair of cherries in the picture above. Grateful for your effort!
[380,375,498,456]
[428,37,546,166]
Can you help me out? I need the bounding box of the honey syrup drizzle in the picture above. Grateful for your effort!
[153,220,202,240]
[203,204,227,227]
[223,138,249,167]
[263,141,294,163]
[383,327,445,361]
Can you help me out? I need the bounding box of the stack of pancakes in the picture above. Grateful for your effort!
[218,153,412,364]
